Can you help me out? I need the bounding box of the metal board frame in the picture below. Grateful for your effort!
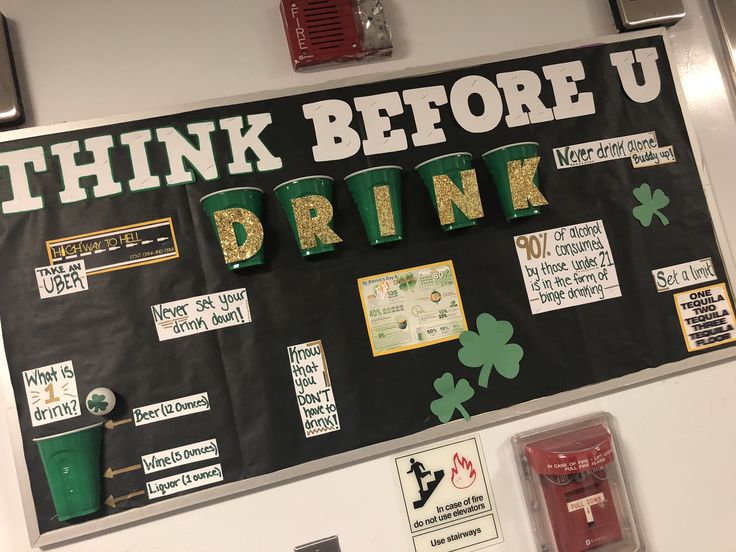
[1,27,734,547]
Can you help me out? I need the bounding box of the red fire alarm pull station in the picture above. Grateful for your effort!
[281,0,393,71]
[513,413,643,552]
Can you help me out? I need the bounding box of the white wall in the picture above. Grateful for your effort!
[1,1,735,550]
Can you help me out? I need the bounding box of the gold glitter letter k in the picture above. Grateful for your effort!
[507,156,548,210]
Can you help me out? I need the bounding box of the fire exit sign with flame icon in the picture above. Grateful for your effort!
[394,436,503,552]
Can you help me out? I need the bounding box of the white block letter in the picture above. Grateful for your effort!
[497,70,554,127]
[51,136,122,203]
[220,113,283,174]
[120,130,160,191]
[303,99,361,162]
[354,92,408,155]
[402,86,448,147]
[156,122,218,185]
[542,61,596,120]
[450,75,504,133]
[0,147,46,214]
[610,48,661,103]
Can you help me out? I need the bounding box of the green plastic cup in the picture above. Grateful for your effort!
[415,152,478,231]
[482,142,543,221]
[274,175,338,256]
[344,166,403,245]
[33,422,103,521]
[200,187,265,270]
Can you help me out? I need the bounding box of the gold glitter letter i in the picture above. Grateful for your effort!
[373,185,397,236]
[507,156,548,210]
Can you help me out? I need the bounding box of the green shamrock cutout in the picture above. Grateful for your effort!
[87,394,109,413]
[396,272,417,291]
[458,313,524,388]
[430,372,474,423]
[633,183,670,227]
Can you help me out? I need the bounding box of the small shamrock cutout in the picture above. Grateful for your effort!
[633,183,670,227]
[396,272,417,291]
[458,313,524,388]
[430,372,474,423]
[87,394,109,413]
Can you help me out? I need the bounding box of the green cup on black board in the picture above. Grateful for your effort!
[482,142,544,221]
[344,165,403,245]
[200,187,265,270]
[274,175,340,257]
[33,422,103,522]
[415,152,478,232]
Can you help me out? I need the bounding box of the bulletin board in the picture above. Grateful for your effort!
[2,29,735,545]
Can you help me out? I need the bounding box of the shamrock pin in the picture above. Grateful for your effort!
[632,183,670,227]
[458,313,524,388]
[87,394,109,413]
[430,372,474,423]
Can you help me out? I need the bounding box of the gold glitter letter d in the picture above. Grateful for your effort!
[432,169,484,226]
[507,157,548,210]
[291,195,343,250]
[214,207,264,264]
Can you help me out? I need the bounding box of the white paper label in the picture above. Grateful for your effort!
[553,132,657,169]
[35,260,88,299]
[674,283,736,351]
[133,392,210,426]
[652,258,716,292]
[145,463,223,499]
[287,340,341,437]
[23,360,81,427]
[515,220,622,314]
[395,436,503,552]
[567,492,607,524]
[631,145,676,168]
[151,288,252,341]
[141,439,219,474]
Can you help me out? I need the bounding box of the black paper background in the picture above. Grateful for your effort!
[0,35,733,534]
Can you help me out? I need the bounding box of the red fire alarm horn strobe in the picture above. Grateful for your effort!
[281,0,393,71]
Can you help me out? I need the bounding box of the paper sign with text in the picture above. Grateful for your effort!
[631,145,676,168]
[46,218,178,276]
[287,340,340,437]
[394,436,502,552]
[133,392,210,426]
[515,220,622,314]
[146,463,223,499]
[35,260,88,299]
[674,283,736,351]
[151,288,252,341]
[553,132,657,169]
[141,439,219,474]
[652,258,716,293]
[23,361,80,427]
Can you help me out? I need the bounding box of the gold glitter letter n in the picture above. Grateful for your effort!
[214,207,264,264]
[432,169,484,226]
[291,195,343,250]
[507,157,548,210]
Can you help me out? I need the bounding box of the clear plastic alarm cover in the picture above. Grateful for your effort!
[512,412,643,552]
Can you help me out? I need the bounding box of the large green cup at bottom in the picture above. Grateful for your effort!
[482,142,542,221]
[274,175,338,257]
[345,165,403,245]
[34,422,103,521]
[415,152,478,231]
[200,187,265,270]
